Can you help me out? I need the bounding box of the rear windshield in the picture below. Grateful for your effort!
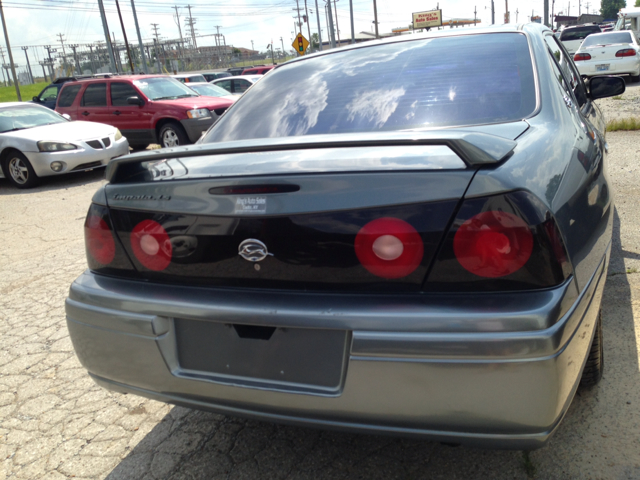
[560,26,601,41]
[203,33,536,143]
[582,32,633,47]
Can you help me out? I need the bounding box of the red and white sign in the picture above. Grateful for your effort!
[412,9,443,29]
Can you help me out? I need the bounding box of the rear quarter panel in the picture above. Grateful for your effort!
[465,29,613,293]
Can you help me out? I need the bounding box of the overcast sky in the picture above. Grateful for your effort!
[0,0,616,65]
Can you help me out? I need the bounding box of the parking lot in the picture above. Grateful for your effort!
[1,124,640,478]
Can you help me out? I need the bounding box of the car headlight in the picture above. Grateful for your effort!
[37,141,77,152]
[114,129,123,141]
[186,108,211,119]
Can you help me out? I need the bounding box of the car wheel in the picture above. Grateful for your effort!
[159,122,188,148]
[580,310,603,387]
[2,151,39,189]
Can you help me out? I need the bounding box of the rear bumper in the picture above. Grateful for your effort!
[575,56,640,76]
[65,249,609,450]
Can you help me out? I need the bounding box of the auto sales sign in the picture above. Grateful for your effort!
[412,9,443,29]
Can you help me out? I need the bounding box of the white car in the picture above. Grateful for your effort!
[573,31,640,81]
[182,81,240,100]
[211,75,262,95]
[0,103,129,188]
[559,24,602,55]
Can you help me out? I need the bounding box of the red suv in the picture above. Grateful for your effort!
[55,75,235,149]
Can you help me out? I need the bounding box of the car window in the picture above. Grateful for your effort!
[560,26,601,41]
[582,32,633,47]
[131,77,198,100]
[234,79,252,93]
[216,80,232,92]
[544,35,588,108]
[39,85,58,102]
[203,33,537,143]
[111,82,140,106]
[81,83,107,107]
[57,84,82,107]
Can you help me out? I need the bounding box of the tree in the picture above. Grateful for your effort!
[311,32,320,50]
[601,0,626,19]
[636,0,640,7]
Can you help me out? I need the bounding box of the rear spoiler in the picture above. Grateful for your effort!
[107,130,517,184]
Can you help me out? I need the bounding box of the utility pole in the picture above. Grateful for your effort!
[294,0,302,34]
[578,0,581,16]
[326,1,337,47]
[186,5,197,48]
[151,23,162,72]
[0,46,7,86]
[251,40,254,51]
[21,46,33,83]
[505,0,509,23]
[491,0,495,24]
[552,0,556,27]
[372,0,379,39]
[214,26,223,65]
[280,37,285,57]
[87,45,96,73]
[474,5,477,25]
[114,0,134,72]
[173,6,183,46]
[544,0,550,26]
[44,45,55,79]
[516,8,519,22]
[349,0,355,43]
[57,33,67,74]
[39,62,47,82]
[131,0,148,73]
[315,0,323,50]
[333,0,341,46]
[97,0,117,73]
[304,0,312,50]
[1,0,20,99]
[69,44,81,75]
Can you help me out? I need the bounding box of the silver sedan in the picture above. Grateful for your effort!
[0,103,129,188]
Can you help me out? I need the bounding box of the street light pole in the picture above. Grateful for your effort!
[0,0,20,100]
[372,0,379,39]
[315,0,323,50]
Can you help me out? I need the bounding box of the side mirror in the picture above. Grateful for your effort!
[127,96,145,106]
[32,96,39,102]
[588,76,626,100]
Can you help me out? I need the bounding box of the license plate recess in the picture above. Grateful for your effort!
[596,64,610,71]
[174,318,348,393]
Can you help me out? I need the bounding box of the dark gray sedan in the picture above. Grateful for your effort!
[66,24,623,449]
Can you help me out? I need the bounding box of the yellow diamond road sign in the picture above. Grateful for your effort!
[292,33,309,55]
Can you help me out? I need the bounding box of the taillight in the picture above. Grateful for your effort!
[616,49,636,57]
[573,53,592,61]
[85,215,115,265]
[453,211,533,278]
[354,217,424,279]
[130,219,172,271]
[426,191,571,291]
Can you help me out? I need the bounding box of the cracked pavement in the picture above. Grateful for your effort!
[1,128,640,479]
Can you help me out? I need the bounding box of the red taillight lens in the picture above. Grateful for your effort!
[616,49,636,57]
[85,215,116,265]
[573,53,592,61]
[355,217,424,279]
[453,211,533,278]
[130,220,172,271]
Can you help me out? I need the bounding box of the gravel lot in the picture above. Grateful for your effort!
[1,98,640,479]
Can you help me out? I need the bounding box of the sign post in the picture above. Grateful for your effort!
[412,9,443,30]
[292,33,310,55]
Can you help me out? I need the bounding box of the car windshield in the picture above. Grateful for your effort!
[132,77,199,100]
[203,33,536,143]
[0,105,66,133]
[189,83,234,97]
[560,26,601,41]
[582,32,633,47]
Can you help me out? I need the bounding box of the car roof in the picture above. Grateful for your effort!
[62,75,172,85]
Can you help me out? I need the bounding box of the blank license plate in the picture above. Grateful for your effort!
[596,64,610,72]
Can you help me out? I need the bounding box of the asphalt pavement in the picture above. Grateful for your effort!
[1,129,639,479]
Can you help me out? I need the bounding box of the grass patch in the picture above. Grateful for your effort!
[522,451,537,478]
[612,95,624,100]
[0,81,48,103]
[627,267,639,274]
[606,117,640,132]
